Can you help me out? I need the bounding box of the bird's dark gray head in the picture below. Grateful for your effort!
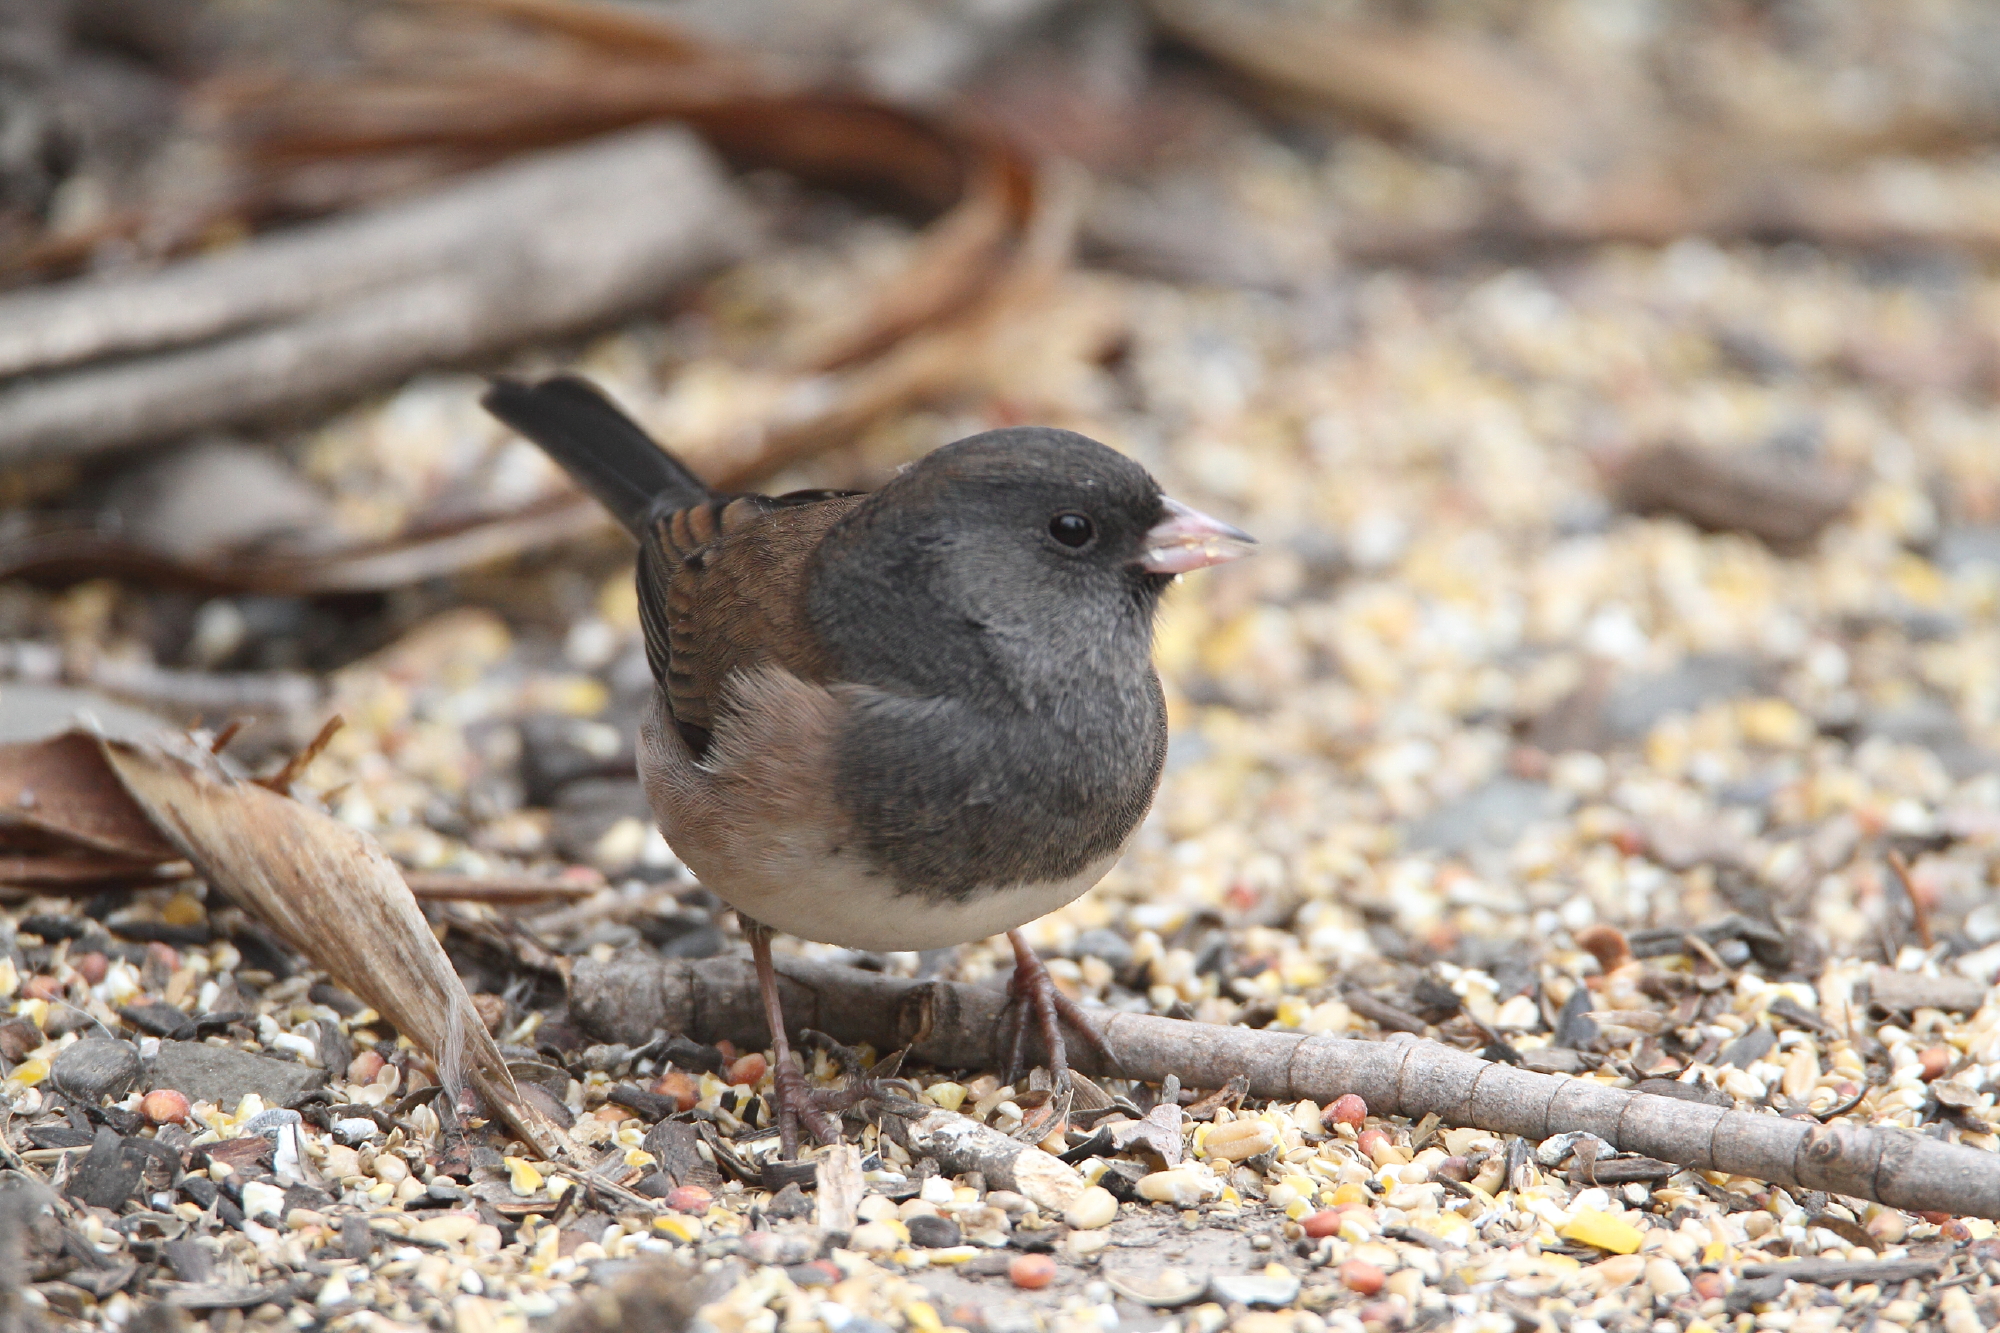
[806,427,1251,705]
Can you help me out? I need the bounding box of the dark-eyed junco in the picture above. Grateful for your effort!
[484,375,1253,1154]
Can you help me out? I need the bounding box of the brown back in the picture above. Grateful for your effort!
[637,494,865,746]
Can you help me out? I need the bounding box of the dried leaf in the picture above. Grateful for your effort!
[95,732,570,1159]
[1107,1100,1186,1167]
[0,731,178,861]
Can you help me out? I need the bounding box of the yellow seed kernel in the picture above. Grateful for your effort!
[1560,1208,1645,1255]
[161,894,206,927]
[653,1214,702,1242]
[504,1157,543,1197]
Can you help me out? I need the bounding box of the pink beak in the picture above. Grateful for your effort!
[1139,496,1257,574]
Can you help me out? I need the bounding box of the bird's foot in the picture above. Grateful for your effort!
[1002,929,1115,1088]
[801,1031,916,1116]
[769,1052,843,1159]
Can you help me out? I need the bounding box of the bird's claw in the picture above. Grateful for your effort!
[769,1054,843,1160]
[1001,931,1116,1089]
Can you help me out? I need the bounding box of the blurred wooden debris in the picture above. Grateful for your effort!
[1608,441,1856,552]
[1148,0,2000,258]
[0,1,1081,595]
[0,128,751,469]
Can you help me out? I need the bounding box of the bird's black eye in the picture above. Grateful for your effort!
[1048,512,1095,547]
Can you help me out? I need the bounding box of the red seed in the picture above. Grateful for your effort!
[21,975,63,1002]
[1575,924,1633,974]
[140,1089,190,1126]
[1432,1156,1470,1182]
[1301,1210,1343,1238]
[1322,1094,1367,1130]
[1919,1047,1951,1081]
[74,953,108,985]
[1917,1210,1952,1226]
[653,1070,699,1112]
[666,1185,712,1213]
[1009,1253,1057,1290]
[1943,1219,1973,1242]
[1340,1260,1385,1295]
[1357,1128,1397,1165]
[727,1052,767,1087]
[1691,1272,1726,1301]
[347,1050,386,1084]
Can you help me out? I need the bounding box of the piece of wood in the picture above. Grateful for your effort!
[0,128,752,468]
[1739,1256,1943,1286]
[570,951,2000,1220]
[1868,971,1991,1016]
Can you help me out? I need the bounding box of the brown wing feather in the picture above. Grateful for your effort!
[636,494,864,751]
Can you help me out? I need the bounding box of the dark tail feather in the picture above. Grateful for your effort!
[482,375,711,534]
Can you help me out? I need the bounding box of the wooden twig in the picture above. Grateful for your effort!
[1885,850,1934,950]
[1868,970,1990,1016]
[0,856,189,890]
[1344,988,1428,1035]
[401,872,598,904]
[571,951,2000,1220]
[259,715,344,793]
[0,128,751,468]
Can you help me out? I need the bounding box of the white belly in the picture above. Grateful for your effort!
[679,823,1115,951]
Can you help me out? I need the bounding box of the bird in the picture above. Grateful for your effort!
[483,374,1254,1156]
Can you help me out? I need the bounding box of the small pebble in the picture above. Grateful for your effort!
[1009,1254,1057,1290]
[905,1214,961,1248]
[51,1037,141,1102]
[1646,1257,1691,1299]
[847,1221,905,1254]
[1340,1260,1385,1295]
[1591,1254,1646,1288]
[1064,1185,1117,1230]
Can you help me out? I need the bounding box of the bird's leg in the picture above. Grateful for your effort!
[1002,929,1116,1087]
[744,917,841,1158]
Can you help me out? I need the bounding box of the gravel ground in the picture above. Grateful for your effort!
[6,169,2000,1332]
